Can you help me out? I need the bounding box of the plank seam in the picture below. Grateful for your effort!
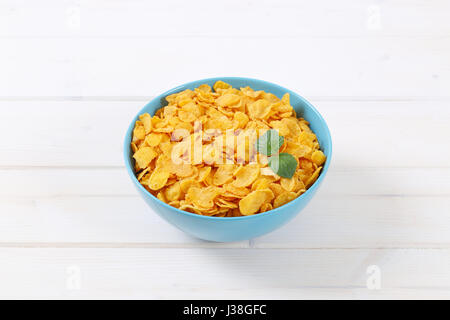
[1,96,450,102]
[0,243,449,249]
[1,166,450,170]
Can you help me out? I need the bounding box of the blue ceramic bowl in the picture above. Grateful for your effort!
[124,77,332,242]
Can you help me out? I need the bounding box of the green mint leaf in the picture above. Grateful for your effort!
[268,153,297,178]
[255,129,284,156]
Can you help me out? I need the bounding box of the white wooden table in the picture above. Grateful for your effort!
[1,0,450,299]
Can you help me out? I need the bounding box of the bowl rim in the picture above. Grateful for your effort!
[124,76,332,221]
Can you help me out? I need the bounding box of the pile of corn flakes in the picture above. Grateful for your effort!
[131,81,326,217]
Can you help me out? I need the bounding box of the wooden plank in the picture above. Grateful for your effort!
[2,195,449,248]
[1,166,448,247]
[0,248,449,299]
[252,194,450,248]
[0,101,136,167]
[1,190,449,247]
[0,101,449,167]
[0,195,249,248]
[1,36,449,98]
[2,0,450,37]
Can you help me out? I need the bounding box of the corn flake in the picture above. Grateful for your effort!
[148,168,170,191]
[232,164,260,188]
[239,189,274,215]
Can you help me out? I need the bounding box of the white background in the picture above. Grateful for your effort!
[1,0,450,299]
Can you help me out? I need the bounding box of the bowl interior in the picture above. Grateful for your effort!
[124,77,332,220]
